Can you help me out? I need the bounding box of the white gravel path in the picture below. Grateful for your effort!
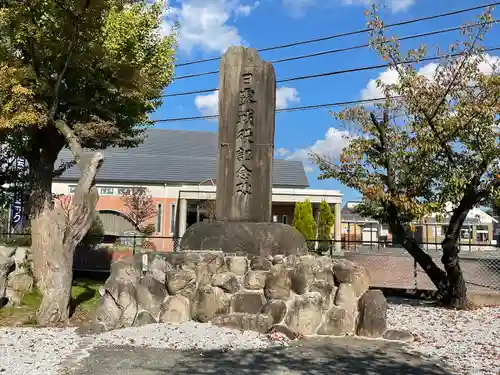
[387,298,500,375]
[0,327,84,375]
[1,301,499,375]
[93,322,287,351]
[0,322,287,375]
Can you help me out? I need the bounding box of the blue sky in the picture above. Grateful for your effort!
[152,0,500,202]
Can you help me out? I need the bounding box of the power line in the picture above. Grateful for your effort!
[175,1,500,68]
[154,97,393,123]
[174,20,499,80]
[278,46,500,83]
[163,46,500,97]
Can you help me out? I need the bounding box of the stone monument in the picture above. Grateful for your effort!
[180,46,307,257]
[216,46,274,223]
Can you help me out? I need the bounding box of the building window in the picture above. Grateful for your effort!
[99,187,114,195]
[476,225,489,242]
[156,203,163,233]
[460,226,472,240]
[170,203,176,235]
[282,215,288,225]
[69,185,77,193]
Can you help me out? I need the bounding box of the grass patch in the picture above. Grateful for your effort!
[0,278,103,327]
[70,279,102,313]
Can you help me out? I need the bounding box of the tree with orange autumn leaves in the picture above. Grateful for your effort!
[314,6,499,309]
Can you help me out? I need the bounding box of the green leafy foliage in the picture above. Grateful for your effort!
[313,6,499,229]
[312,6,499,307]
[317,200,334,251]
[292,200,317,240]
[0,0,177,324]
[0,0,177,177]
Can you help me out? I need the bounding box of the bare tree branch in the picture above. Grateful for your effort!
[53,120,85,165]
[121,186,157,230]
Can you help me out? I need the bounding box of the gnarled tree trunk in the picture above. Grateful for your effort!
[441,207,471,309]
[30,121,103,325]
[31,209,74,322]
[29,145,62,292]
[388,218,449,299]
[370,112,451,302]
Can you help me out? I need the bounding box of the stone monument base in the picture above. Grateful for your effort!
[179,221,308,257]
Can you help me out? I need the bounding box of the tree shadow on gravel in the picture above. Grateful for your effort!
[135,338,453,375]
[386,295,440,307]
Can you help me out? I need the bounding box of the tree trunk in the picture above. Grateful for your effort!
[28,124,103,325]
[28,146,62,293]
[28,145,76,323]
[31,210,75,322]
[441,208,470,309]
[389,220,449,298]
[441,246,468,309]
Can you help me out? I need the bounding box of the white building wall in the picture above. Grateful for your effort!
[53,181,343,204]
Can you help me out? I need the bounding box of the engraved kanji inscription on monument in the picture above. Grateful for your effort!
[216,47,276,222]
[234,73,255,198]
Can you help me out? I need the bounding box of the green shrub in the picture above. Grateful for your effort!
[317,200,334,253]
[292,199,316,240]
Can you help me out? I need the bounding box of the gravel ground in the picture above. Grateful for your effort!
[1,301,499,375]
[0,327,84,375]
[0,323,287,375]
[387,298,500,375]
[93,322,287,351]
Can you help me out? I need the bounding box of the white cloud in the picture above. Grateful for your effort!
[360,68,399,101]
[282,0,414,17]
[275,147,290,157]
[360,63,438,100]
[276,87,300,110]
[194,86,300,118]
[235,1,260,16]
[194,91,219,118]
[282,0,316,18]
[163,0,259,54]
[342,0,415,13]
[478,54,500,75]
[277,128,350,173]
[360,54,499,101]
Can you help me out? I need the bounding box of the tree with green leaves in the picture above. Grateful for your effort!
[0,0,176,323]
[314,6,499,309]
[292,200,317,241]
[317,200,334,252]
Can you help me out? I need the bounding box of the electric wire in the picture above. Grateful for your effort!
[153,97,395,123]
[175,1,500,68]
[163,46,500,97]
[174,20,499,80]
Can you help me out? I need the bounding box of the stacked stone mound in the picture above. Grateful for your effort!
[0,246,34,307]
[93,251,390,339]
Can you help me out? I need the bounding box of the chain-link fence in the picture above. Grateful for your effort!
[1,232,499,294]
[306,238,500,295]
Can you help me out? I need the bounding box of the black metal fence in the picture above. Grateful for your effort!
[1,232,499,294]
